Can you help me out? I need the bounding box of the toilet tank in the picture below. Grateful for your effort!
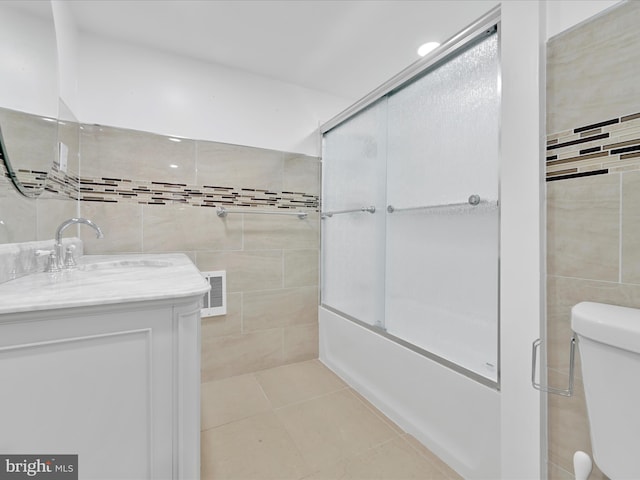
[571,302,640,479]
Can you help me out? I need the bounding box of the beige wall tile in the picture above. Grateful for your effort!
[546,311,582,379]
[200,411,310,479]
[35,197,79,242]
[547,370,592,474]
[142,204,242,252]
[79,202,143,254]
[547,2,640,133]
[243,286,318,332]
[548,275,640,321]
[284,323,319,364]
[200,374,271,431]
[0,108,58,177]
[201,329,283,382]
[0,181,37,243]
[201,292,241,339]
[547,174,619,281]
[255,360,346,409]
[622,171,640,283]
[196,141,284,191]
[283,154,321,196]
[80,124,196,184]
[242,213,320,250]
[275,389,398,472]
[284,249,319,287]
[196,250,283,293]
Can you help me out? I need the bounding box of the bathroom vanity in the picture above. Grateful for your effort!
[0,252,209,479]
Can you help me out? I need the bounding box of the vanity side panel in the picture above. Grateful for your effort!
[0,303,175,479]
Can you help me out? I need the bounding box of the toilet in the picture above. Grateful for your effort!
[571,301,640,479]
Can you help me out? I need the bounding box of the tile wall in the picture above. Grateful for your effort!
[1,117,321,381]
[0,107,78,245]
[76,124,321,382]
[546,2,640,479]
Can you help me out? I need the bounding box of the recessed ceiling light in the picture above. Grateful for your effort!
[417,42,441,57]
[169,164,179,169]
[168,137,182,143]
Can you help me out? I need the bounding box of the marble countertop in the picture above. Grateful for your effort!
[0,253,210,315]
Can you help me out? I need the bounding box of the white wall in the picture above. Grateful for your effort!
[546,0,622,39]
[0,4,58,118]
[500,1,545,477]
[76,34,351,156]
[51,0,79,114]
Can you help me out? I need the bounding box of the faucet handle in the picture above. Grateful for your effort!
[35,249,61,273]
[64,245,77,269]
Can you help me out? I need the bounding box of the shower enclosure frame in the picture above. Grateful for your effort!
[319,6,502,390]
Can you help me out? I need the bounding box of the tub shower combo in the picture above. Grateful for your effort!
[319,9,502,478]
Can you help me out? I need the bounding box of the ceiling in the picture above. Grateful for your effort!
[67,0,499,100]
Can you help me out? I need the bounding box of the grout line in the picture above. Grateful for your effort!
[139,204,145,252]
[548,273,626,285]
[239,291,244,334]
[399,434,461,480]
[620,172,623,283]
[252,372,274,410]
[270,385,350,412]
[346,388,404,435]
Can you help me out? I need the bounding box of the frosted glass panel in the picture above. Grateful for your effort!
[385,34,499,380]
[321,101,387,326]
[321,29,499,384]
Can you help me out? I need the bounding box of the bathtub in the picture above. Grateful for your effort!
[319,306,501,479]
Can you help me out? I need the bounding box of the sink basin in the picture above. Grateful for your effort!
[0,253,210,315]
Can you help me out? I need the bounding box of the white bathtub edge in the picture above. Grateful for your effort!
[319,306,501,479]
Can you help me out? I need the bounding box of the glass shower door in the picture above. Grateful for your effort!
[384,33,500,381]
[321,100,387,327]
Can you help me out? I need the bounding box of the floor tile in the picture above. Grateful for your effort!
[201,411,310,479]
[403,435,463,479]
[350,389,404,436]
[275,389,399,471]
[256,359,347,408]
[201,374,271,431]
[304,436,452,480]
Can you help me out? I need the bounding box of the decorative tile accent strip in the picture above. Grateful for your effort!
[546,111,640,181]
[78,176,320,211]
[0,162,77,199]
[2,160,318,211]
[46,165,79,199]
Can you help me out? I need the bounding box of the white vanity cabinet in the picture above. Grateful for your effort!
[0,298,201,479]
[0,253,208,479]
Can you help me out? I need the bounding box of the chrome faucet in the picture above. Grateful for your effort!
[54,218,104,269]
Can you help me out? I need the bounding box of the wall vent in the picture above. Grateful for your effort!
[201,270,226,317]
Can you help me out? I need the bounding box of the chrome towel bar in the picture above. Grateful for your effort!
[387,194,489,214]
[216,206,308,219]
[531,337,576,397]
[321,206,376,219]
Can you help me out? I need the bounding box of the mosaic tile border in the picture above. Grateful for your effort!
[79,176,319,211]
[2,164,319,211]
[0,162,78,200]
[546,111,640,181]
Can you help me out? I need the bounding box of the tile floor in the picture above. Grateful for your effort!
[201,359,462,479]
